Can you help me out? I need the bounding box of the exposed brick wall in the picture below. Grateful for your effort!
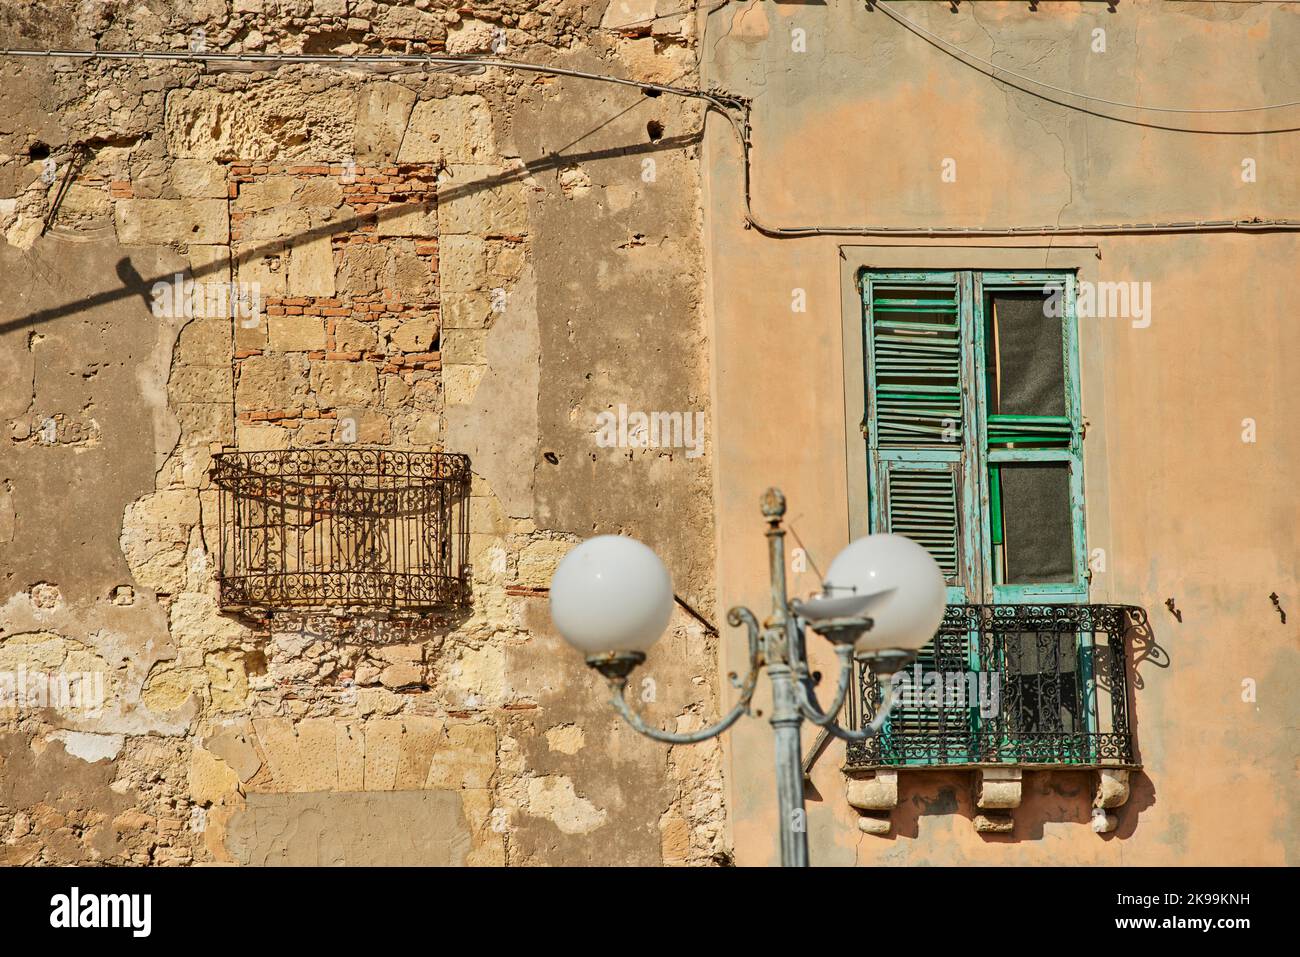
[228,162,443,450]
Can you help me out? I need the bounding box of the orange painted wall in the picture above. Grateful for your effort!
[702,0,1298,866]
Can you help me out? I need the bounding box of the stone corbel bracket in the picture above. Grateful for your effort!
[973,767,1021,833]
[1091,768,1131,834]
[846,770,898,835]
[846,767,1131,837]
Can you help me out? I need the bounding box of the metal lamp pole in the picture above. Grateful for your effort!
[581,488,914,867]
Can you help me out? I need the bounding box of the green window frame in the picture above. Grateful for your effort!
[861,269,1090,766]
[862,269,1087,604]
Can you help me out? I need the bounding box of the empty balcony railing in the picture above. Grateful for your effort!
[845,603,1146,769]
[212,448,471,617]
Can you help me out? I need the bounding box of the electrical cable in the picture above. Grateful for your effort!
[2,40,1297,238]
[0,46,745,112]
[875,1,1300,114]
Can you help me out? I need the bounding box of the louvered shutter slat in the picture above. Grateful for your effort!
[870,283,963,448]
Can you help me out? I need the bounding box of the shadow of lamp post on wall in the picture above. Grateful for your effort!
[548,487,947,867]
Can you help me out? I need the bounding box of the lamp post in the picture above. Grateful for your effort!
[548,487,947,867]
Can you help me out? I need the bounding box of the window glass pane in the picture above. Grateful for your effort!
[997,463,1074,583]
[985,292,1065,417]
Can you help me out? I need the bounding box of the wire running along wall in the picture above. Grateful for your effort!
[212,448,471,616]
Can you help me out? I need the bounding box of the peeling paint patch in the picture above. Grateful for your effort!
[28,582,61,610]
[544,723,585,755]
[48,730,124,763]
[526,775,608,835]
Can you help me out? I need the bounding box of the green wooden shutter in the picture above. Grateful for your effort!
[882,465,959,580]
[863,273,980,764]
[862,274,977,597]
[975,273,1089,763]
[880,628,975,765]
[870,284,963,448]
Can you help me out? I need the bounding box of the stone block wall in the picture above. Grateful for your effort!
[0,0,722,867]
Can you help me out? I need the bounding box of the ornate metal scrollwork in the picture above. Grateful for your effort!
[213,448,472,616]
[846,603,1145,769]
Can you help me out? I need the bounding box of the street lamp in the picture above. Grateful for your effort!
[548,487,947,867]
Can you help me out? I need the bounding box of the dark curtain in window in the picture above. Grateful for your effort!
[989,293,1065,417]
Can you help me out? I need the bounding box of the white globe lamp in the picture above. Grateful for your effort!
[811,534,948,653]
[549,535,674,667]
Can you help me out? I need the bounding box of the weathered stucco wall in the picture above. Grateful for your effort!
[3,0,1292,870]
[702,0,1298,865]
[0,0,722,866]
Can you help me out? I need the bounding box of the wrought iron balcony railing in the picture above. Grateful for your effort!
[212,448,471,617]
[845,603,1146,769]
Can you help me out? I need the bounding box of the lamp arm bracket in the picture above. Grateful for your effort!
[608,673,755,744]
[796,646,899,742]
[726,605,763,666]
[601,603,765,746]
[794,645,855,727]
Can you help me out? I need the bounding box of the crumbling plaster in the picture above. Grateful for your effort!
[1,0,724,866]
